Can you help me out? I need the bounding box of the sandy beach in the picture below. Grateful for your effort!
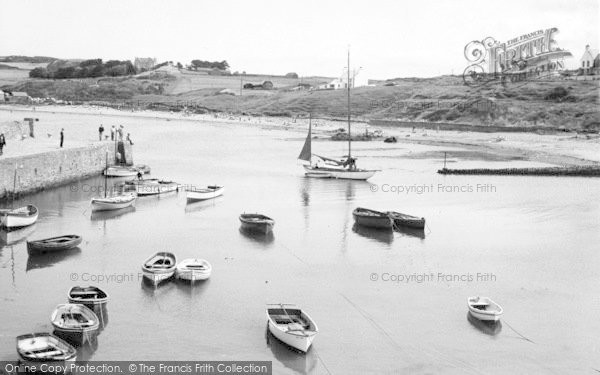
[1,104,599,168]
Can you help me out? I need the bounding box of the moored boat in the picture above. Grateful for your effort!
[68,286,109,308]
[186,185,224,201]
[50,304,100,335]
[0,205,39,230]
[103,166,138,177]
[27,235,82,254]
[16,333,76,365]
[90,192,136,212]
[176,258,212,281]
[352,207,393,229]
[467,296,503,322]
[133,180,179,196]
[239,213,275,234]
[141,252,177,285]
[266,304,318,353]
[386,211,426,229]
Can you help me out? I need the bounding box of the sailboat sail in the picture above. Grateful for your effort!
[297,117,312,162]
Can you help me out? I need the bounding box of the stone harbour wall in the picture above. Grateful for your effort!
[0,143,116,199]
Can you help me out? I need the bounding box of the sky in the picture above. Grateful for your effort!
[0,0,598,80]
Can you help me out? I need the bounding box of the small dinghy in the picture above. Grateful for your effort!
[176,258,212,281]
[91,192,136,212]
[0,205,39,230]
[68,286,109,308]
[352,207,393,229]
[186,186,224,202]
[51,304,100,334]
[266,304,318,353]
[386,211,426,229]
[239,213,275,234]
[27,235,82,254]
[467,296,503,322]
[16,333,76,364]
[134,180,179,196]
[141,252,177,285]
[103,166,138,177]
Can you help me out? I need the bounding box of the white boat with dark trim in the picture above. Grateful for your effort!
[91,192,137,212]
[16,333,76,366]
[176,258,212,281]
[103,165,138,177]
[68,286,109,308]
[0,205,39,229]
[133,180,179,196]
[266,304,318,353]
[141,252,177,284]
[467,296,503,322]
[186,186,224,201]
[50,304,100,335]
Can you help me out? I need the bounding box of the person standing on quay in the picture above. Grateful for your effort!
[118,125,124,141]
[111,125,116,141]
[0,134,6,155]
[60,128,64,148]
[99,124,104,141]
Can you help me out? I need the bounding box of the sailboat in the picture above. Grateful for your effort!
[298,50,378,181]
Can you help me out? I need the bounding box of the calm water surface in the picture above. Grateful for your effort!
[1,111,599,374]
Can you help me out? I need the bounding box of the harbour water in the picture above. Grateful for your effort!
[0,111,599,374]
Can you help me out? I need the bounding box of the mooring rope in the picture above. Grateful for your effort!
[502,319,535,344]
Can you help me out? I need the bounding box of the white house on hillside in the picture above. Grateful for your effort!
[580,45,599,74]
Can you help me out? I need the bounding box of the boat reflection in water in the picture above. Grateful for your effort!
[0,224,37,247]
[74,333,99,361]
[239,227,275,245]
[467,312,502,336]
[394,226,426,240]
[90,206,136,221]
[352,223,394,245]
[265,325,318,374]
[185,196,224,213]
[26,247,82,272]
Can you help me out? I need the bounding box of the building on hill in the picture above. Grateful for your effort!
[134,57,157,72]
[4,91,30,104]
[580,45,600,75]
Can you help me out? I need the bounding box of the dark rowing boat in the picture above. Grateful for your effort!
[352,208,393,229]
[239,214,275,234]
[386,211,426,229]
[27,235,82,254]
[68,286,109,307]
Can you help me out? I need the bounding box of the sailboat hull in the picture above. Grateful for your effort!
[304,166,376,180]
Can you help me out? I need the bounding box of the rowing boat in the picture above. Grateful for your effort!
[186,186,224,201]
[50,304,100,334]
[16,333,76,365]
[27,235,82,254]
[68,286,109,308]
[91,192,137,212]
[141,252,177,285]
[467,296,503,322]
[103,166,138,177]
[386,211,426,229]
[0,205,38,229]
[266,304,318,353]
[132,180,179,196]
[176,258,212,281]
[352,207,393,229]
[239,214,275,234]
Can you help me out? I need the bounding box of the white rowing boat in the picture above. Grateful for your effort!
[16,333,76,366]
[467,296,503,322]
[266,304,318,353]
[141,252,177,285]
[0,205,39,229]
[90,192,137,212]
[103,166,138,177]
[50,304,100,334]
[186,186,224,201]
[133,180,179,196]
[176,258,212,281]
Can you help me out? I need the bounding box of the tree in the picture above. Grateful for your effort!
[176,62,183,69]
[285,72,299,78]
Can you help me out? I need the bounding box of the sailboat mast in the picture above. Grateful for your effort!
[347,48,351,158]
[104,152,108,198]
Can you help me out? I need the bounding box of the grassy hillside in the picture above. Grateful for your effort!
[2,67,598,131]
